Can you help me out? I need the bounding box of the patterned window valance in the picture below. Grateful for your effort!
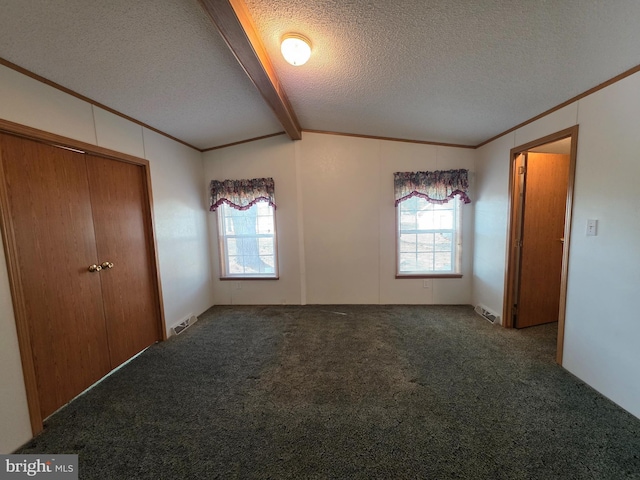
[209,177,276,211]
[394,169,471,206]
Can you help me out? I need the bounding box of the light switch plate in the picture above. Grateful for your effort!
[586,219,598,236]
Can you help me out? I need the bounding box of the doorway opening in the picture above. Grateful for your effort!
[503,126,578,365]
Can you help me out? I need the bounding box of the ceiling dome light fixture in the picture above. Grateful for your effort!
[281,34,312,66]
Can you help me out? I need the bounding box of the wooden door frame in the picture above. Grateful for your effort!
[503,125,578,365]
[0,119,167,435]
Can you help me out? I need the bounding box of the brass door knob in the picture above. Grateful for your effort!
[88,264,102,272]
[101,261,114,270]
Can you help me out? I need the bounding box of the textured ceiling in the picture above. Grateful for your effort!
[1,1,640,149]
[247,0,640,145]
[0,0,282,149]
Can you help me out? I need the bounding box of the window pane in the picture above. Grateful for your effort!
[416,233,435,252]
[256,202,271,215]
[435,233,453,251]
[242,256,261,273]
[435,209,453,229]
[226,207,242,221]
[434,251,452,271]
[400,253,418,272]
[417,208,435,229]
[258,237,274,255]
[224,215,234,235]
[235,237,246,254]
[416,253,434,271]
[401,196,418,211]
[257,215,274,234]
[227,238,238,255]
[400,233,417,253]
[260,255,275,273]
[228,256,244,274]
[235,215,254,235]
[400,211,416,230]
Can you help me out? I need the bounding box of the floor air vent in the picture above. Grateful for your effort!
[171,314,197,336]
[475,305,500,324]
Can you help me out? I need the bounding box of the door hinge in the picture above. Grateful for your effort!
[518,166,526,175]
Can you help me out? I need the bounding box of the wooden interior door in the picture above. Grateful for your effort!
[86,155,161,367]
[0,134,112,419]
[516,152,570,328]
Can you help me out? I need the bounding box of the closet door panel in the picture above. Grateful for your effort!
[86,155,161,368]
[0,134,111,419]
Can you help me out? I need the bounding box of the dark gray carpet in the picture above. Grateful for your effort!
[17,305,640,479]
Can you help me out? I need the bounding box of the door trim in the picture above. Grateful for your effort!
[0,118,167,435]
[503,125,578,365]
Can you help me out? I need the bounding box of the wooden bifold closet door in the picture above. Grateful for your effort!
[85,155,161,368]
[0,133,161,422]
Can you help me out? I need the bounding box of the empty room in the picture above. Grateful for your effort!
[1,1,639,478]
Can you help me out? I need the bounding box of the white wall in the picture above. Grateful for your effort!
[471,132,514,316]
[472,72,640,418]
[301,134,381,304]
[563,74,640,418]
[203,135,302,305]
[142,128,214,331]
[203,132,475,305]
[0,64,214,452]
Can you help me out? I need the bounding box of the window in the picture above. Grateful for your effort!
[209,177,278,279]
[217,202,278,278]
[394,169,470,277]
[397,196,462,275]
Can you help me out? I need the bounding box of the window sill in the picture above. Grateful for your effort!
[395,274,463,279]
[219,277,279,281]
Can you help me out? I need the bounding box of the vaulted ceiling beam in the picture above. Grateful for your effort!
[198,0,302,140]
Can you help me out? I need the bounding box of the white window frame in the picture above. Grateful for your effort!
[396,196,463,278]
[216,201,279,279]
